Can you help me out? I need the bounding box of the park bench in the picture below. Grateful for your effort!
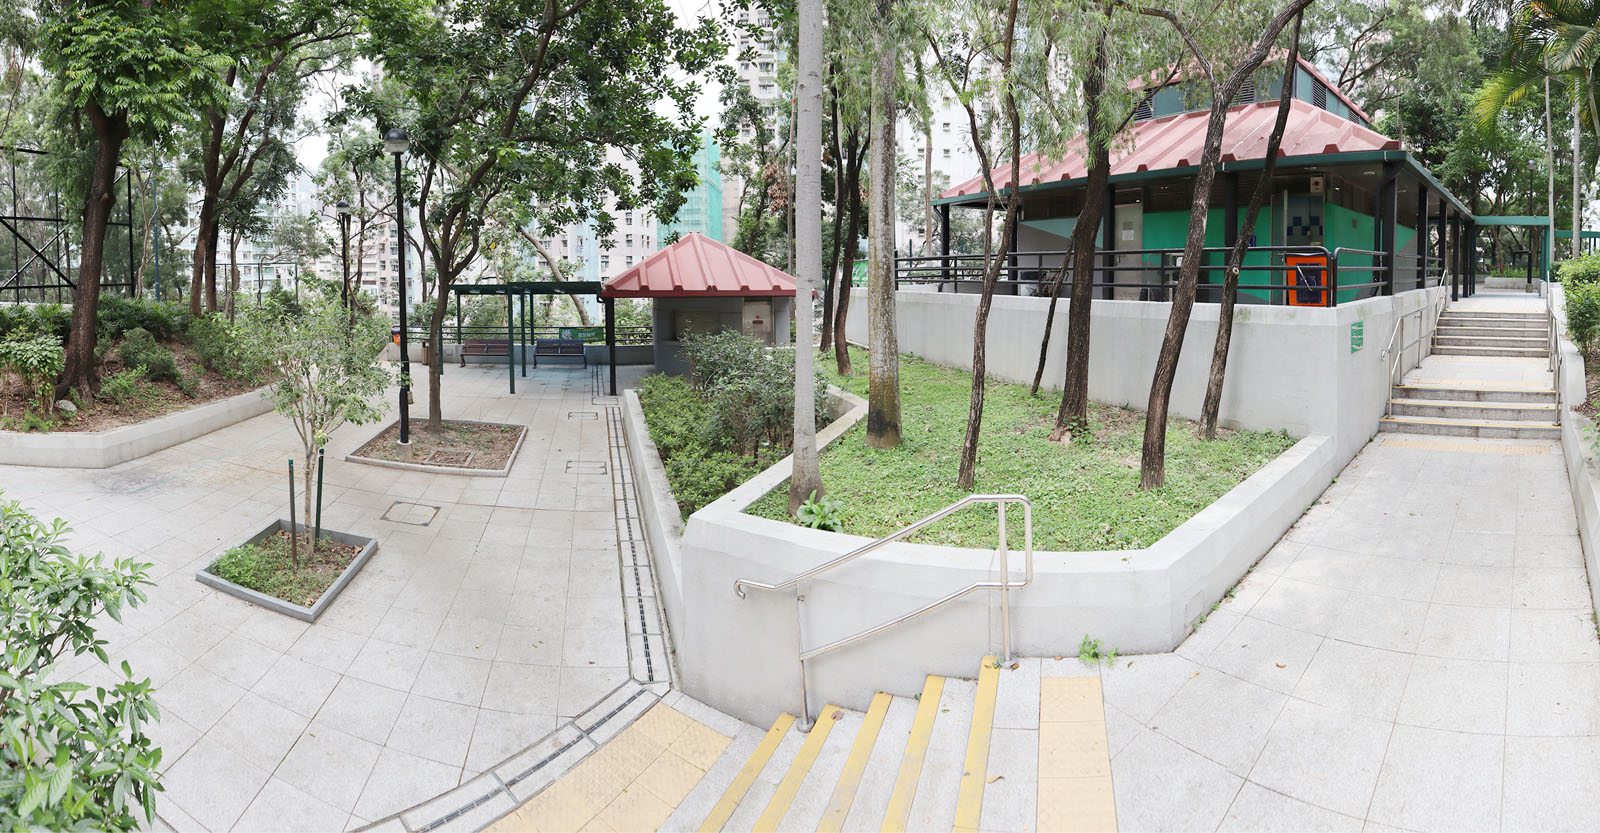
[459,338,510,366]
[534,338,587,368]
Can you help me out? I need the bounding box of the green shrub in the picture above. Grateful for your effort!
[186,314,261,380]
[0,303,72,343]
[796,491,844,532]
[1567,280,1600,356]
[100,367,156,410]
[664,444,754,516]
[0,331,65,416]
[0,493,161,831]
[117,328,178,383]
[1559,253,1600,285]
[635,374,710,458]
[679,330,828,458]
[96,296,187,341]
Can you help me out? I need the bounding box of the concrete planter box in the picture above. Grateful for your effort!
[343,419,527,477]
[626,370,1337,727]
[0,387,272,469]
[195,519,379,622]
[1549,285,1600,612]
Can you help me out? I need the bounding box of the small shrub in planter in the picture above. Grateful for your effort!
[0,330,65,417]
[1567,279,1600,357]
[1558,253,1600,285]
[187,314,265,381]
[0,492,162,830]
[116,328,178,383]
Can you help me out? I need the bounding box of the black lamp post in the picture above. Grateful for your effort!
[386,127,411,448]
[336,199,352,306]
[1528,158,1538,288]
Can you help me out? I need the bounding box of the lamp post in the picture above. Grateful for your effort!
[386,127,412,449]
[336,199,352,306]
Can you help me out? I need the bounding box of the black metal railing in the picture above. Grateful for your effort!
[894,245,1449,307]
[404,323,653,346]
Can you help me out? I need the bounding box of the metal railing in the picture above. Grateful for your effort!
[734,494,1033,729]
[895,245,1448,307]
[1382,291,1449,413]
[404,323,653,346]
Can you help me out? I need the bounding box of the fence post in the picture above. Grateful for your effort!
[1326,250,1339,308]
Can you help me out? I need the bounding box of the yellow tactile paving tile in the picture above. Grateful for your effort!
[954,658,1000,833]
[485,703,733,833]
[1037,677,1116,833]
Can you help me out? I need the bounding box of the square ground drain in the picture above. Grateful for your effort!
[565,460,607,475]
[425,449,474,466]
[567,411,599,420]
[383,501,440,526]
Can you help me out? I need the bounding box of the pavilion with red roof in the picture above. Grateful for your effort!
[912,56,1480,306]
[603,232,796,375]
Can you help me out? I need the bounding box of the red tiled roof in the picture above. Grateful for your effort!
[940,98,1399,201]
[602,232,796,298]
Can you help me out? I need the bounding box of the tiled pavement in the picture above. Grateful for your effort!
[12,364,660,831]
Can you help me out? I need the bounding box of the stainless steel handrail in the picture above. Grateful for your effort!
[1382,291,1449,414]
[734,494,1033,729]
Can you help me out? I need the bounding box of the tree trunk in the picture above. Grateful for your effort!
[1049,27,1111,440]
[205,221,220,312]
[1574,95,1582,258]
[788,0,825,511]
[227,227,242,323]
[922,120,935,256]
[58,102,129,399]
[834,130,864,373]
[1200,12,1301,439]
[865,7,901,450]
[1029,239,1075,395]
[1139,0,1310,489]
[820,81,843,353]
[1546,77,1555,271]
[189,201,215,316]
[428,273,452,431]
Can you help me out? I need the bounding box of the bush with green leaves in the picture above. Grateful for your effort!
[679,330,827,458]
[187,314,262,381]
[1558,253,1600,285]
[236,292,391,564]
[663,444,755,515]
[0,303,72,343]
[1566,280,1600,356]
[0,331,66,416]
[796,491,844,532]
[634,373,710,459]
[99,367,156,410]
[116,328,178,383]
[95,296,188,342]
[0,493,162,830]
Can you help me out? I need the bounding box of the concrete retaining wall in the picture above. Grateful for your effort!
[844,287,1446,466]
[0,388,272,469]
[1549,284,1600,613]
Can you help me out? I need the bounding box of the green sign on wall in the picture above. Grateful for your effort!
[560,326,604,341]
[1350,320,1364,353]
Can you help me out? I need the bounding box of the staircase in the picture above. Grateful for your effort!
[664,657,1117,833]
[1379,307,1558,439]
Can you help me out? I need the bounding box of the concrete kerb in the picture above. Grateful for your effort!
[193,519,379,622]
[343,418,528,477]
[0,386,272,469]
[1550,284,1600,613]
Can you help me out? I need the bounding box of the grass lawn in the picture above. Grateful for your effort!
[746,347,1296,551]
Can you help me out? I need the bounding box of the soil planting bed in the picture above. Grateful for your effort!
[348,419,526,475]
[197,520,379,621]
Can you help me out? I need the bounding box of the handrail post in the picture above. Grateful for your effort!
[998,501,1011,663]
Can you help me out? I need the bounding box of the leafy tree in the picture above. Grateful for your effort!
[366,0,727,433]
[0,494,160,831]
[236,290,390,562]
[36,0,227,398]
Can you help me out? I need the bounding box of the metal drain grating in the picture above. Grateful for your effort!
[567,411,599,420]
[565,460,607,475]
[382,501,440,525]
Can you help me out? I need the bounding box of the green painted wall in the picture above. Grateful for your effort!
[1325,203,1415,303]
[1141,208,1274,300]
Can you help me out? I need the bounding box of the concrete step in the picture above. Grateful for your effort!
[1391,384,1555,404]
[1439,310,1547,322]
[1436,325,1548,339]
[1378,414,1560,439]
[1389,398,1558,421]
[711,714,805,832]
[839,695,920,831]
[755,705,846,831]
[1433,334,1548,349]
[1430,345,1550,358]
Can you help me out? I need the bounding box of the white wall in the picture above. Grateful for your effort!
[845,286,1445,465]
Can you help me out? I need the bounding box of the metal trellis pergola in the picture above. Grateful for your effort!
[1,146,137,305]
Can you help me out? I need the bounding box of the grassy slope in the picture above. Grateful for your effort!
[746,347,1295,551]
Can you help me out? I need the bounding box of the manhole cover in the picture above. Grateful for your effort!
[426,449,474,466]
[568,411,599,420]
[566,461,607,475]
[382,501,440,526]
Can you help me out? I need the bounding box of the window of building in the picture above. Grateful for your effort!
[626,256,634,266]
[626,213,633,226]
[625,234,633,247]
[600,255,610,268]
[943,121,951,132]
[943,148,951,158]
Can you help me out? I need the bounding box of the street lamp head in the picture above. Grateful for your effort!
[336,199,352,216]
[384,128,410,155]
[1528,159,1538,170]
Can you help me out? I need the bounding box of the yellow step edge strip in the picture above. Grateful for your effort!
[754,706,842,832]
[700,713,796,832]
[818,692,893,833]
[881,676,945,833]
[952,658,1000,833]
